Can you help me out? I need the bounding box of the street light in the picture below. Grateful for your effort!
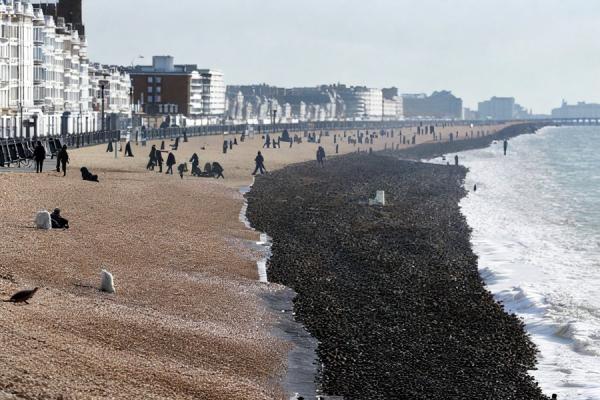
[100,82,105,132]
[18,101,23,138]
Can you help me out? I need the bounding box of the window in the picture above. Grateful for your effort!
[147,86,153,93]
[147,76,153,83]
[147,96,153,103]
[155,86,161,94]
[155,95,161,103]
[156,77,161,83]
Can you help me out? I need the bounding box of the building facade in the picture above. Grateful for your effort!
[402,91,463,119]
[0,0,131,138]
[225,84,403,122]
[129,56,225,123]
[551,100,600,119]
[478,96,515,120]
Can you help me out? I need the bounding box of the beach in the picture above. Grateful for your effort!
[0,122,517,399]
[245,123,550,399]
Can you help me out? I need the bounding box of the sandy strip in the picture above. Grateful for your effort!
[0,122,512,399]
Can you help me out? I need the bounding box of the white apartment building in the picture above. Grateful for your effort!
[190,69,225,117]
[0,0,131,138]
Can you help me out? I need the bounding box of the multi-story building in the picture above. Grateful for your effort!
[129,56,225,123]
[478,96,515,120]
[0,0,131,138]
[551,100,600,119]
[226,84,404,122]
[402,91,463,119]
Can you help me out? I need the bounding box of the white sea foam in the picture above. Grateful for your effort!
[434,126,600,399]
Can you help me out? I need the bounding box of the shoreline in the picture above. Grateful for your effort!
[452,125,600,398]
[245,123,551,398]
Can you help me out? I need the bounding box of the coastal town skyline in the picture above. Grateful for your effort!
[83,0,600,114]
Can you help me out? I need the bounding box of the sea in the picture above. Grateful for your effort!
[435,126,600,399]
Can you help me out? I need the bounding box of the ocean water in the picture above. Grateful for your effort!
[440,126,600,399]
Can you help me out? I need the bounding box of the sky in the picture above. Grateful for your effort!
[83,0,600,114]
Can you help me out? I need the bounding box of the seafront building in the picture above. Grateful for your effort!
[0,0,131,138]
[478,97,515,120]
[551,100,600,119]
[225,84,404,123]
[401,91,463,119]
[128,56,226,125]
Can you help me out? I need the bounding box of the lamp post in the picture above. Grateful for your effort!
[18,101,23,138]
[130,86,136,144]
[100,83,105,132]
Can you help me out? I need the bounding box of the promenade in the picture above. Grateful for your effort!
[0,122,511,399]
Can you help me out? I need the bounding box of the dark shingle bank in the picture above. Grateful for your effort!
[246,124,549,399]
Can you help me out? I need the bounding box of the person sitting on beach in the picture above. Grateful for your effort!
[212,162,225,179]
[147,145,157,170]
[166,152,176,175]
[203,162,213,177]
[190,153,201,176]
[80,167,99,182]
[252,151,267,175]
[50,208,69,229]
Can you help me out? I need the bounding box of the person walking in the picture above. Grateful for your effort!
[156,148,164,173]
[252,151,267,175]
[316,146,326,167]
[33,141,46,173]
[212,162,225,179]
[147,145,157,170]
[454,155,459,166]
[166,152,176,175]
[263,134,271,149]
[125,141,134,157]
[56,145,69,176]
[503,139,508,156]
[190,153,200,176]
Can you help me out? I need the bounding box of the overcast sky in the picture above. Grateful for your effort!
[83,0,600,113]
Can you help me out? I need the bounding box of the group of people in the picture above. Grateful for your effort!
[32,141,70,176]
[147,147,225,179]
[146,145,177,174]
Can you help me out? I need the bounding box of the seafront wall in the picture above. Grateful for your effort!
[245,123,550,399]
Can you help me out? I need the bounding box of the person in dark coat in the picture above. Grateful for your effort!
[252,151,267,175]
[212,162,224,179]
[147,145,157,170]
[455,155,459,166]
[56,145,69,176]
[263,134,271,149]
[155,149,164,172]
[503,139,508,156]
[125,141,134,157]
[190,153,200,176]
[316,146,326,166]
[33,141,46,173]
[80,167,99,182]
[51,208,69,229]
[177,163,187,179]
[166,152,176,175]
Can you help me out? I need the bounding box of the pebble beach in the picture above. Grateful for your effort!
[0,122,519,399]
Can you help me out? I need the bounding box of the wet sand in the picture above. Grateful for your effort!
[0,122,513,399]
